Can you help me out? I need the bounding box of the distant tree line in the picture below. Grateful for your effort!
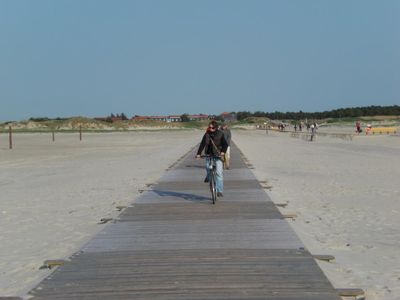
[29,117,67,122]
[235,105,400,121]
[106,113,128,122]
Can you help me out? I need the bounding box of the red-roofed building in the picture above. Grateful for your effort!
[168,115,182,122]
[132,115,182,122]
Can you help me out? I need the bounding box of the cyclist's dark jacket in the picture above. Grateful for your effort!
[197,130,228,156]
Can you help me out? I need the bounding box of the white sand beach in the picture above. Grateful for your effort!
[0,131,199,297]
[1,129,399,299]
[234,129,400,300]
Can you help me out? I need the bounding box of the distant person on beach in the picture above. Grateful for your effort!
[310,123,316,141]
[356,121,362,133]
[365,124,372,135]
[310,123,315,134]
[220,123,232,169]
[294,124,297,132]
[196,120,228,197]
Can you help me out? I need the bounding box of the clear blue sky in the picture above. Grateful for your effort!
[1,0,399,121]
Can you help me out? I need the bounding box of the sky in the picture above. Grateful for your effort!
[0,0,399,121]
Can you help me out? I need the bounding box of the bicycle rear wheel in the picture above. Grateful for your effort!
[209,172,217,204]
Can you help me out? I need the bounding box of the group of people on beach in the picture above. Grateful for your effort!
[355,121,373,134]
[291,122,318,133]
[196,121,231,198]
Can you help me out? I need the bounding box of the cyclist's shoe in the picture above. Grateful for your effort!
[217,192,223,197]
[204,176,209,183]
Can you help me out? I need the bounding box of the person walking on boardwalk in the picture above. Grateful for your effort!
[220,123,232,169]
[196,120,228,197]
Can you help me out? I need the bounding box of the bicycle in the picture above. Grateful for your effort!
[200,155,222,204]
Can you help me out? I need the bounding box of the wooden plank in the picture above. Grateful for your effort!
[118,202,282,221]
[313,255,335,262]
[82,219,304,252]
[31,250,339,300]
[134,188,271,204]
[154,179,263,191]
[336,288,365,297]
[159,168,258,182]
[39,260,68,269]
[282,214,298,220]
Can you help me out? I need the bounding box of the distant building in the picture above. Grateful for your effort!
[131,114,210,122]
[168,115,182,122]
[111,116,124,122]
[132,115,182,122]
[187,114,209,121]
[133,115,167,121]
[220,112,237,122]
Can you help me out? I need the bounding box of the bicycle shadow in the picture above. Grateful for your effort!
[152,189,210,202]
[185,164,204,169]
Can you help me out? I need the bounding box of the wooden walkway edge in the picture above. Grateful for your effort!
[28,144,341,299]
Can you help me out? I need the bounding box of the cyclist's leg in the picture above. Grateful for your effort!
[215,158,224,192]
[205,157,212,181]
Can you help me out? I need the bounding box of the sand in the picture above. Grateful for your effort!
[1,129,399,299]
[0,131,199,297]
[233,129,400,300]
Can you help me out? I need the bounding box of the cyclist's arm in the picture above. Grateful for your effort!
[196,134,207,157]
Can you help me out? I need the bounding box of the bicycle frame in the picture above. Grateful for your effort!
[200,155,221,204]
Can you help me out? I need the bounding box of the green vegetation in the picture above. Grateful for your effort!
[235,105,400,121]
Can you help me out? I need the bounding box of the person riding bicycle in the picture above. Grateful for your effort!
[196,120,228,197]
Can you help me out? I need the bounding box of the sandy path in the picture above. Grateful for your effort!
[233,129,400,300]
[0,131,199,297]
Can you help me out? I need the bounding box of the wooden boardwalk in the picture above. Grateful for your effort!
[29,144,340,299]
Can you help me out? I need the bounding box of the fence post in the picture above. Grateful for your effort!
[9,126,13,149]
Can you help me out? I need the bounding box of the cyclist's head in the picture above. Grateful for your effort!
[208,120,218,131]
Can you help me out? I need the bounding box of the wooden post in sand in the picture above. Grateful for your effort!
[9,126,12,149]
[79,125,82,141]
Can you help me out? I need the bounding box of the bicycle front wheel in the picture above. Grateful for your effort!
[209,173,217,204]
